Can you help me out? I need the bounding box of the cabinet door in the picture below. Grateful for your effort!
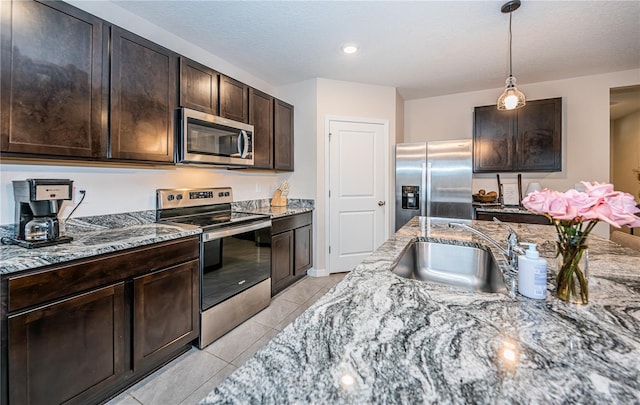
[274,99,294,171]
[294,224,312,276]
[219,75,248,123]
[8,283,125,405]
[133,260,199,371]
[473,105,516,172]
[249,88,274,169]
[110,26,177,163]
[0,0,106,158]
[516,97,562,172]
[271,231,294,295]
[179,57,218,115]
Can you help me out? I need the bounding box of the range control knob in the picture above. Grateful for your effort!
[176,194,183,200]
[167,194,175,201]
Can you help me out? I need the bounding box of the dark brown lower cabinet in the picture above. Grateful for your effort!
[294,225,312,276]
[271,213,313,295]
[8,284,125,405]
[271,231,294,294]
[133,260,199,371]
[1,236,200,405]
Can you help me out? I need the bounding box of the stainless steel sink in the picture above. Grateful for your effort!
[391,239,506,293]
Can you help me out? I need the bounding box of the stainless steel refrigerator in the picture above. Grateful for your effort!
[395,140,473,231]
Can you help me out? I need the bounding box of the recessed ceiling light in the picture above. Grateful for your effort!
[341,44,359,55]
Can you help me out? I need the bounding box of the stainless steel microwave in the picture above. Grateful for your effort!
[178,108,254,166]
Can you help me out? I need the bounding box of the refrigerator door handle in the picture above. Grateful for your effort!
[422,162,429,217]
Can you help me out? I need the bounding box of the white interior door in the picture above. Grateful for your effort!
[328,119,387,273]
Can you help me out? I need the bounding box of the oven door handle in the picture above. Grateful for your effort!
[203,219,271,241]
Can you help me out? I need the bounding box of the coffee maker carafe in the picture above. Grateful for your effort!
[8,179,74,248]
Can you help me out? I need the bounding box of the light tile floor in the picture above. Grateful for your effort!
[106,272,347,405]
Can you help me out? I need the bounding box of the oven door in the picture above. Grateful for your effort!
[180,108,254,166]
[200,219,271,311]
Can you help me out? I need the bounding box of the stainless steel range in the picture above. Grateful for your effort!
[156,187,271,348]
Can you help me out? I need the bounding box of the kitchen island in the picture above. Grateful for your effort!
[201,217,640,404]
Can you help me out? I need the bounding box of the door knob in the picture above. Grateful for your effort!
[378,201,386,206]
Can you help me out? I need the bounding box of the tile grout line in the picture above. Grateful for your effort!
[176,355,235,405]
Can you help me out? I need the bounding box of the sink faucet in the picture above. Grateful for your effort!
[448,218,524,270]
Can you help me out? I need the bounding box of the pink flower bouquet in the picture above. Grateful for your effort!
[522,181,640,304]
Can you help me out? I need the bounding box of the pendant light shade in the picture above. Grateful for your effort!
[497,0,526,111]
[497,76,526,110]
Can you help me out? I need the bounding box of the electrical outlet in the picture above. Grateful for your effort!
[75,189,86,203]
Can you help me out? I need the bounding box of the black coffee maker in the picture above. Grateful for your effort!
[8,179,74,248]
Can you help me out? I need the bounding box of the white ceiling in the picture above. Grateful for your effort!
[111,0,640,100]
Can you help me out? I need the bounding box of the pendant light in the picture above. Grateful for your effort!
[497,0,526,110]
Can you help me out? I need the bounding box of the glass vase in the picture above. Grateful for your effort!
[556,244,589,304]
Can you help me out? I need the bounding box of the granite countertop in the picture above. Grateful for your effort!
[233,198,314,218]
[0,199,314,275]
[201,217,640,404]
[475,205,541,215]
[0,211,201,275]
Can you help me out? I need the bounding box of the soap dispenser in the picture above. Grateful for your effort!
[518,243,547,299]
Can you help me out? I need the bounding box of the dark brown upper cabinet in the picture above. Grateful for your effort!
[516,98,562,171]
[110,26,177,163]
[249,88,274,169]
[179,57,218,115]
[0,0,107,158]
[1,1,296,171]
[473,107,516,172]
[219,74,249,123]
[473,97,562,172]
[274,98,294,171]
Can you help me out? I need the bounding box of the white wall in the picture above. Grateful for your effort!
[277,78,399,272]
[0,163,286,224]
[396,90,405,144]
[276,79,319,268]
[314,78,398,271]
[277,80,318,200]
[612,110,640,202]
[404,69,640,238]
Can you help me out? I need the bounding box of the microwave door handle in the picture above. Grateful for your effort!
[238,130,249,158]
